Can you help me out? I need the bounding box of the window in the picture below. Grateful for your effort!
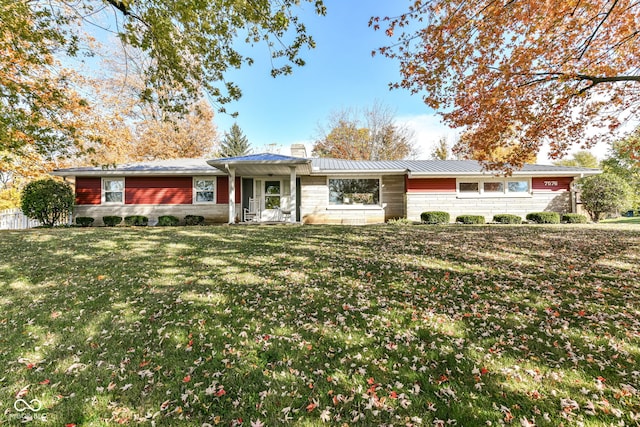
[264,180,281,209]
[483,182,504,193]
[508,181,530,193]
[103,178,124,204]
[459,182,479,193]
[457,178,531,197]
[194,178,215,203]
[329,178,380,206]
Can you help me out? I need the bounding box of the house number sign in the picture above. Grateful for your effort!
[544,180,558,187]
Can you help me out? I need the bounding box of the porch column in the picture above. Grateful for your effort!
[289,166,297,223]
[227,166,236,224]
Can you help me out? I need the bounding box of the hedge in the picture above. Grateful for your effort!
[562,213,588,223]
[102,216,122,227]
[420,211,450,224]
[75,217,95,227]
[124,215,149,226]
[456,215,486,224]
[184,215,205,226]
[157,215,180,226]
[492,214,522,224]
[526,212,560,224]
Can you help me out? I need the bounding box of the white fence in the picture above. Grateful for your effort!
[0,208,42,230]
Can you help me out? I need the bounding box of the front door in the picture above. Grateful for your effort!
[262,180,281,221]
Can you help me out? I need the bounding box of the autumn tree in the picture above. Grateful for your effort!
[76,52,218,165]
[553,151,600,168]
[430,137,451,160]
[313,103,417,160]
[373,0,640,171]
[218,124,251,158]
[459,130,538,165]
[0,2,89,168]
[1,0,325,166]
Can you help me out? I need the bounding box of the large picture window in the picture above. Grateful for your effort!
[103,178,124,204]
[194,178,215,203]
[329,178,380,206]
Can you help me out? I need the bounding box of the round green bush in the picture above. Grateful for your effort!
[420,211,450,224]
[124,215,149,226]
[562,213,588,223]
[20,178,74,227]
[75,217,95,227]
[456,215,486,224]
[102,216,122,227]
[493,214,522,224]
[157,215,180,226]
[526,212,560,224]
[184,215,205,226]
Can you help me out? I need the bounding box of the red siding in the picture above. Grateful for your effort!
[406,177,456,192]
[216,177,242,204]
[125,177,193,205]
[532,177,573,191]
[75,177,102,205]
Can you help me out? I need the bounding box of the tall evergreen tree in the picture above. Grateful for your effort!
[218,124,251,158]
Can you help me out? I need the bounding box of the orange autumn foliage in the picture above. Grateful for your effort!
[373,0,640,171]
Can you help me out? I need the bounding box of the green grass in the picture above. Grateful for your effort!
[0,225,639,426]
[601,216,640,224]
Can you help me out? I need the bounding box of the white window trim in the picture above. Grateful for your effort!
[456,178,532,198]
[326,176,384,208]
[102,177,125,205]
[193,176,216,204]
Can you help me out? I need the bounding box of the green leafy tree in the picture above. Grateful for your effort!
[579,173,632,222]
[553,151,600,168]
[601,129,640,210]
[20,178,74,227]
[218,124,251,158]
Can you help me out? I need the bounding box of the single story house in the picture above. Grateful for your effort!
[52,146,600,225]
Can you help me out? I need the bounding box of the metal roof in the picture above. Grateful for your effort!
[207,153,312,176]
[53,156,600,178]
[311,158,600,177]
[209,153,309,163]
[52,158,223,177]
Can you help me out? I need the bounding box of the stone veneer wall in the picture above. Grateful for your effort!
[406,192,572,222]
[73,204,234,226]
[300,175,405,224]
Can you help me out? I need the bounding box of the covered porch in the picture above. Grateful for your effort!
[207,154,311,224]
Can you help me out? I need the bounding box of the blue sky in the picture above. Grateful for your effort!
[213,0,615,161]
[214,0,454,158]
[83,1,610,162]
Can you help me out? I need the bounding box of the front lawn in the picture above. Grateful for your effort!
[0,225,639,426]
[601,216,640,225]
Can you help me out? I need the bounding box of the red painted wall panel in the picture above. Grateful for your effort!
[406,177,456,192]
[532,177,573,191]
[216,177,242,204]
[75,177,102,205]
[125,177,193,205]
